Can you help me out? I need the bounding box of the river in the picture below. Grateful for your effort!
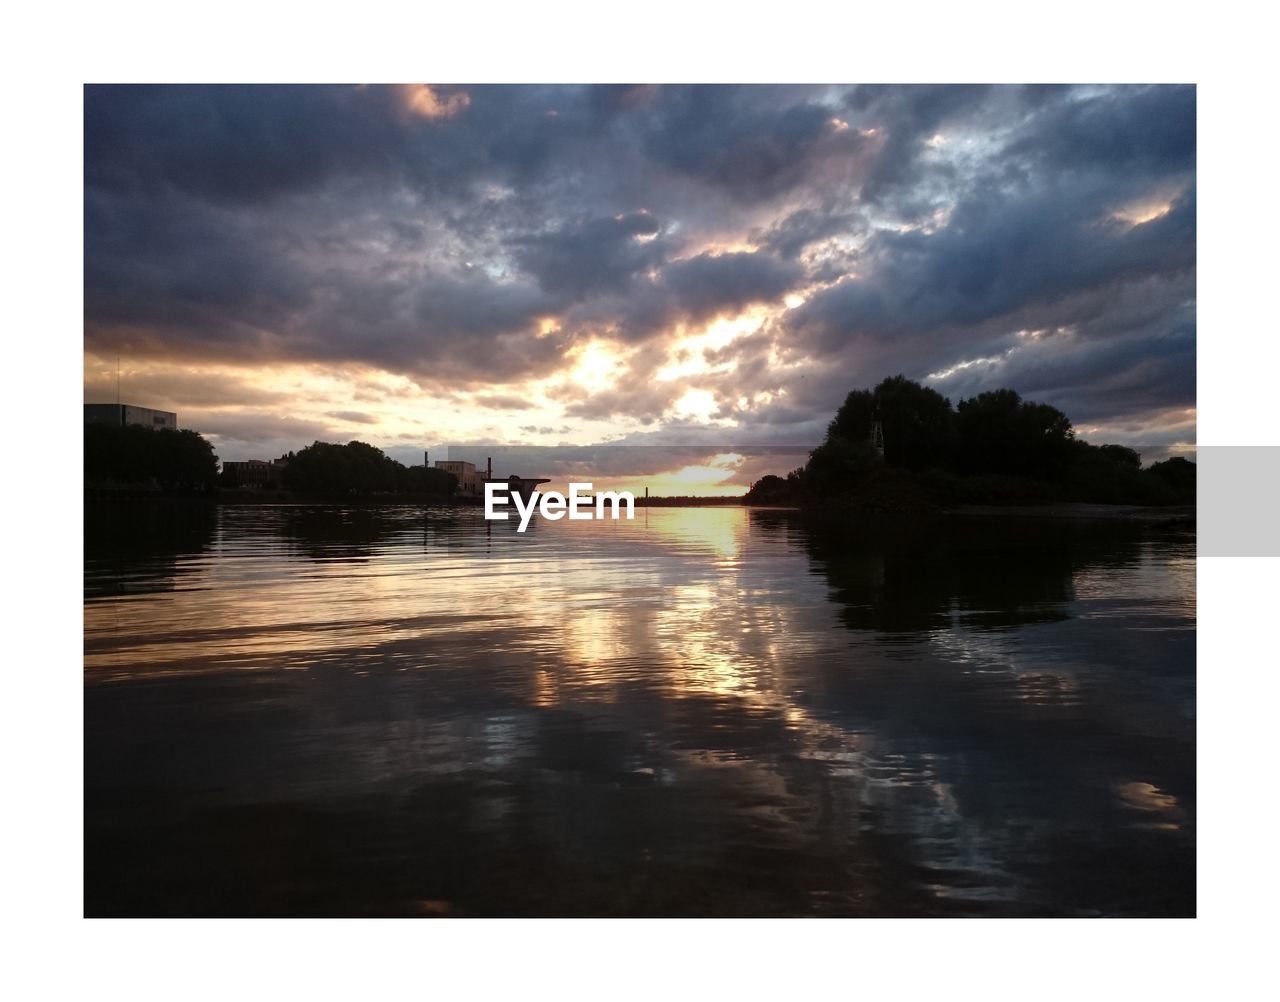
[84,503,1195,916]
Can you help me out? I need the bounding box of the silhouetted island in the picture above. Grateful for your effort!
[743,376,1195,514]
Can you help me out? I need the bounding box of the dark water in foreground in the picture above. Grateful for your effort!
[84,504,1195,917]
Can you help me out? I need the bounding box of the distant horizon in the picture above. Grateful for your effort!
[82,391,1196,499]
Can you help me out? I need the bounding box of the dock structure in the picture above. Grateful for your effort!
[490,474,551,501]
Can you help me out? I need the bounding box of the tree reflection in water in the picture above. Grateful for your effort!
[84,504,1194,916]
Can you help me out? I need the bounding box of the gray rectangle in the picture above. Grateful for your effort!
[1198,446,1275,556]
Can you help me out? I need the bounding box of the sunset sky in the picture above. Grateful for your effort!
[84,84,1195,491]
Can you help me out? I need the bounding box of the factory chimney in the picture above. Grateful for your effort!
[487,456,493,479]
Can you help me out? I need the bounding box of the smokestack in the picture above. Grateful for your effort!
[487,456,492,479]
[424,450,429,468]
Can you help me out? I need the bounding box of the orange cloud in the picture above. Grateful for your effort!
[398,84,470,120]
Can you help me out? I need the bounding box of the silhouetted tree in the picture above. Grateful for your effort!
[1146,456,1196,499]
[84,423,219,489]
[1062,440,1160,503]
[743,474,791,504]
[401,464,456,496]
[955,389,1074,479]
[1097,444,1141,468]
[803,434,881,494]
[828,376,956,472]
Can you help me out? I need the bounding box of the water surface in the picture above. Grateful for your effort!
[84,504,1195,916]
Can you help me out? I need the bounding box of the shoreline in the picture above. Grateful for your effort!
[84,488,1196,523]
[949,502,1195,524]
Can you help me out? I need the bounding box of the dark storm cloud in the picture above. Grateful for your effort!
[661,252,802,314]
[754,205,866,260]
[845,84,997,205]
[84,186,312,358]
[84,84,576,205]
[638,85,866,201]
[85,85,454,204]
[513,211,664,299]
[554,248,806,346]
[616,251,804,339]
[84,83,1195,445]
[1006,84,1196,175]
[788,186,1194,350]
[763,85,1195,431]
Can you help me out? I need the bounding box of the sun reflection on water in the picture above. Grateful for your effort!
[85,505,1196,916]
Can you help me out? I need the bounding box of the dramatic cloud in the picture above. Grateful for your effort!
[84,84,1195,465]
[513,210,664,299]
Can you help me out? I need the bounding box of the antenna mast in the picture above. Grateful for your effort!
[871,407,885,459]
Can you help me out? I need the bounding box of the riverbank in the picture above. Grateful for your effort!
[85,486,461,505]
[952,502,1196,524]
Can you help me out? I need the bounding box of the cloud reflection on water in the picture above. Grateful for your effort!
[84,504,1195,916]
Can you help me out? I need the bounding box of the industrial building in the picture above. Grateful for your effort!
[427,454,549,500]
[432,459,488,497]
[221,457,290,488]
[84,403,178,430]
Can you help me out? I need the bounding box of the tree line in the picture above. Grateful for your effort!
[277,441,455,496]
[85,428,456,497]
[745,376,1195,509]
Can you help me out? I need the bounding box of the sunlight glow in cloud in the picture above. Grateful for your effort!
[398,84,471,120]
